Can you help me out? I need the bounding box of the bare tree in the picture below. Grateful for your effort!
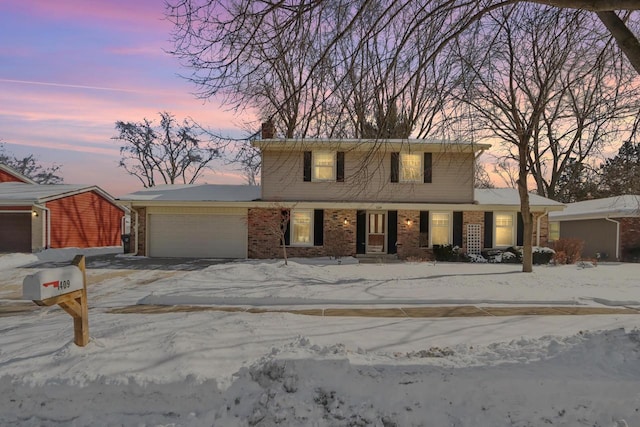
[472,9,640,201]
[454,5,585,271]
[113,112,220,188]
[0,142,63,184]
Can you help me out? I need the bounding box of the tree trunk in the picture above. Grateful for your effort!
[518,142,534,273]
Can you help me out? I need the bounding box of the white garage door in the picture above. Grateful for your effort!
[148,213,247,258]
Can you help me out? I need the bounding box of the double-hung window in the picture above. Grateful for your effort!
[291,209,313,245]
[431,212,451,246]
[313,152,335,181]
[495,212,515,247]
[400,153,422,182]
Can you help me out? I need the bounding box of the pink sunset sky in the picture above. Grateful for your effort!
[0,0,251,197]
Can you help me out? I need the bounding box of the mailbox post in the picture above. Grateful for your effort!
[22,255,89,346]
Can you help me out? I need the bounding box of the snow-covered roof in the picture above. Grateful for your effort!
[474,188,564,208]
[0,182,121,206]
[549,195,640,221]
[118,184,261,202]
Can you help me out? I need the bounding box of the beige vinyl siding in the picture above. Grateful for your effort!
[261,150,474,203]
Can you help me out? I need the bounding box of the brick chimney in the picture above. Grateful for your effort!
[261,121,275,139]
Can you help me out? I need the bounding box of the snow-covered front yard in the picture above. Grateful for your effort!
[1,249,639,426]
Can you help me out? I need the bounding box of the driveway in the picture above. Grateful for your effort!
[0,253,236,317]
[21,253,237,271]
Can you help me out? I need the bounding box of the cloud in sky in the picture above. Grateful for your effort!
[0,0,252,196]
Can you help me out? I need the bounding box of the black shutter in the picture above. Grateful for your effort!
[282,210,291,246]
[424,153,432,183]
[314,209,324,246]
[356,210,366,254]
[420,211,429,233]
[484,212,493,249]
[419,211,429,247]
[517,212,524,246]
[303,151,312,182]
[390,152,399,182]
[387,210,397,254]
[453,211,463,247]
[337,152,345,182]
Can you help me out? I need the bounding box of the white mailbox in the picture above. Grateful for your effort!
[23,266,84,301]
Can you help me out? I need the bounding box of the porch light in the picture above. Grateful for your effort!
[343,218,349,225]
[406,219,412,226]
[32,211,38,218]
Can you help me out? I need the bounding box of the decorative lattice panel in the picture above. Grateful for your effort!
[467,223,482,255]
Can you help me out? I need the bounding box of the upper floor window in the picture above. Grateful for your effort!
[495,212,515,247]
[400,154,422,182]
[391,152,432,183]
[431,212,451,246]
[291,209,313,245]
[312,152,335,181]
[304,151,344,182]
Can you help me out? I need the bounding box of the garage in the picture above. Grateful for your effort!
[148,208,247,258]
[0,213,32,253]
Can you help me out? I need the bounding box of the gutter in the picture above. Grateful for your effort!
[536,209,549,247]
[604,217,620,261]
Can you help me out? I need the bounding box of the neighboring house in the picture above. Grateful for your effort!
[0,174,126,253]
[0,163,36,184]
[549,195,640,261]
[119,126,563,259]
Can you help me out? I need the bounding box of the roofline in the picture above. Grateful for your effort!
[119,199,561,212]
[0,164,37,184]
[252,138,491,152]
[550,212,638,221]
[0,185,128,212]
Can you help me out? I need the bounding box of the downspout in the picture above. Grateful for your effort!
[604,217,620,261]
[536,209,549,247]
[33,203,50,249]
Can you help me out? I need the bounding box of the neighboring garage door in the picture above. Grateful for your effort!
[0,213,31,252]
[148,210,247,258]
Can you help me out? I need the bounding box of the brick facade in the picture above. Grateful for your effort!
[620,217,640,261]
[132,207,147,255]
[248,208,357,259]
[133,205,555,260]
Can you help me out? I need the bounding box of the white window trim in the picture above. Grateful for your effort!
[400,153,423,183]
[312,151,336,182]
[494,211,516,248]
[290,209,314,246]
[429,211,452,247]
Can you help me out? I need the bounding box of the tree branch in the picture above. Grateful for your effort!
[596,10,640,74]
[526,0,640,11]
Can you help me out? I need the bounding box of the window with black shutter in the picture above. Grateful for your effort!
[336,152,345,182]
[390,152,399,182]
[303,151,311,182]
[419,211,429,247]
[424,153,432,183]
[282,209,291,246]
[314,210,324,246]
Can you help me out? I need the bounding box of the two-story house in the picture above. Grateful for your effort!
[120,124,563,259]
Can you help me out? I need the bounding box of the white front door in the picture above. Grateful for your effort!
[367,212,386,253]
